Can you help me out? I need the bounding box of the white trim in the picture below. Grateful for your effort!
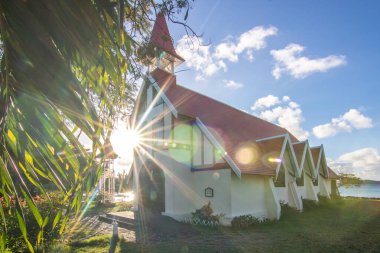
[268,179,281,220]
[278,135,300,178]
[304,142,317,178]
[276,137,288,178]
[256,133,288,142]
[319,145,329,178]
[300,144,307,172]
[147,74,178,118]
[130,80,146,117]
[287,136,301,177]
[292,140,306,145]
[195,117,241,178]
[314,145,323,174]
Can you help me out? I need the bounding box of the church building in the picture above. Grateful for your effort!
[131,14,339,224]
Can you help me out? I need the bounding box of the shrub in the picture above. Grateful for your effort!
[0,194,62,252]
[317,194,331,207]
[188,202,221,226]
[302,199,318,211]
[231,215,261,228]
[279,201,299,219]
[113,202,133,212]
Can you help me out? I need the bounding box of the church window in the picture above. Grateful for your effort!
[205,187,214,198]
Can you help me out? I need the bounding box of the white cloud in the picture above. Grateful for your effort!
[215,41,238,62]
[223,80,244,89]
[328,148,380,181]
[271,43,346,79]
[236,26,278,55]
[312,109,373,138]
[176,26,277,80]
[176,36,227,81]
[251,95,309,140]
[251,95,280,110]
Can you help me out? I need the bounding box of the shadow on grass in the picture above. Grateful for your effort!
[109,236,118,253]
[67,198,380,253]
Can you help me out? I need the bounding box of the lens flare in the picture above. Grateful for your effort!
[268,157,282,163]
[235,145,258,165]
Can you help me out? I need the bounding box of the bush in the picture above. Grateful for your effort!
[113,202,133,212]
[189,202,221,226]
[231,215,265,228]
[0,193,62,252]
[302,199,318,211]
[317,194,331,206]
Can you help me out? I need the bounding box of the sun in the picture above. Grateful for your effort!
[110,125,141,159]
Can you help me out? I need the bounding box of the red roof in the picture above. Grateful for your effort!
[310,146,321,167]
[293,142,306,166]
[151,69,298,176]
[327,167,339,179]
[149,13,184,62]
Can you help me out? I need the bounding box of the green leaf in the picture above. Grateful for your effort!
[59,216,69,235]
[52,210,62,229]
[21,189,43,227]
[42,216,49,228]
[16,210,35,253]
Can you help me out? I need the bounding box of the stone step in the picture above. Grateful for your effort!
[98,215,135,230]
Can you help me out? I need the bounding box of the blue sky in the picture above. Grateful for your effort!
[165,0,380,180]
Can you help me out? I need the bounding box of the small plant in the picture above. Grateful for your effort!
[302,199,318,211]
[188,202,221,226]
[231,215,260,228]
[317,194,331,207]
[279,201,299,218]
[0,194,62,252]
[113,202,133,212]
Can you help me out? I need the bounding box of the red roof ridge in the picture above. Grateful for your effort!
[173,83,294,138]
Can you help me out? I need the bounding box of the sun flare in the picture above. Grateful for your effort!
[110,126,141,159]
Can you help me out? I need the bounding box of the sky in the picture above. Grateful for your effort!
[164,0,380,180]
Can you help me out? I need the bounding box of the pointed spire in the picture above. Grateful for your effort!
[148,13,184,65]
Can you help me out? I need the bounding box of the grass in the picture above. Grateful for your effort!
[58,198,380,253]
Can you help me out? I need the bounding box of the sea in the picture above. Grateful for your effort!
[339,181,380,198]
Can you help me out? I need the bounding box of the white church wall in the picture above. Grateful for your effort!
[303,159,318,201]
[276,164,289,205]
[231,175,268,218]
[265,178,281,220]
[297,186,306,199]
[284,148,302,210]
[325,179,332,195]
[193,169,231,217]
[276,187,288,204]
[155,152,197,218]
[314,185,320,195]
[318,174,330,197]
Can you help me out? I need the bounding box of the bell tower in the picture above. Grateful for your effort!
[146,13,184,74]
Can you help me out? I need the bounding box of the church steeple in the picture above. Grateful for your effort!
[146,13,184,74]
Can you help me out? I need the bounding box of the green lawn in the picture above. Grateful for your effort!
[59,198,380,253]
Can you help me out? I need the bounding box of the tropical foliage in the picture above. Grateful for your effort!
[338,173,363,187]
[0,0,193,251]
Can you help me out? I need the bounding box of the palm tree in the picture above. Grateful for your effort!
[0,1,192,251]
